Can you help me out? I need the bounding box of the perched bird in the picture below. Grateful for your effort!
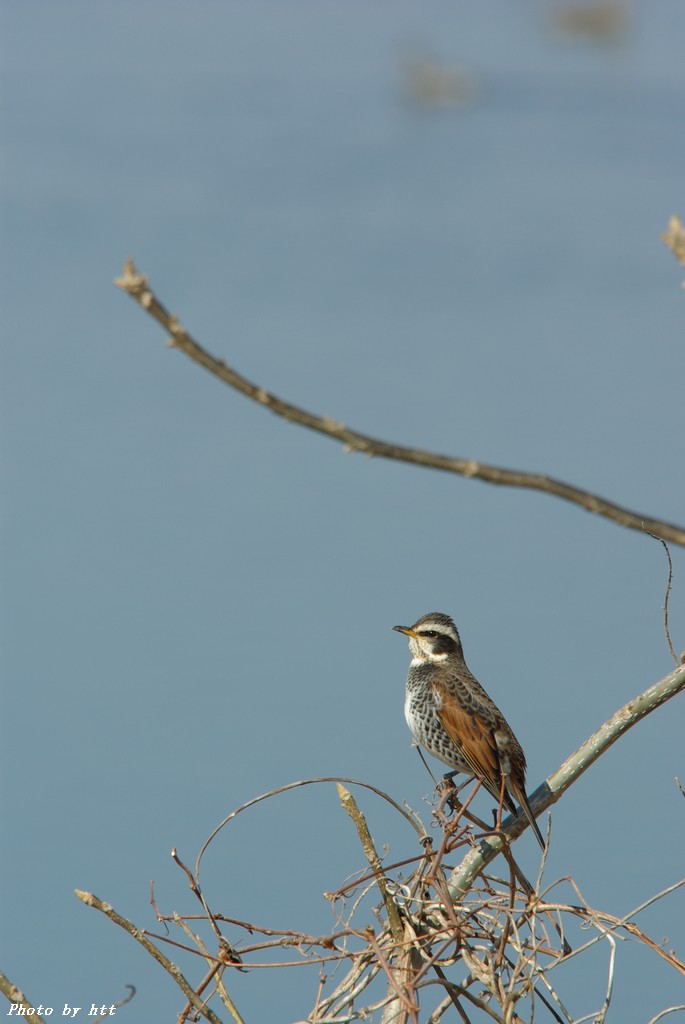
[394,611,546,851]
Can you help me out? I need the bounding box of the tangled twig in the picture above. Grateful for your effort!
[69,771,684,1024]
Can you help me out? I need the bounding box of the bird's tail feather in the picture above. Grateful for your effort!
[515,785,546,852]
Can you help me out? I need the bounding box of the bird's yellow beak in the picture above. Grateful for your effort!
[393,625,419,638]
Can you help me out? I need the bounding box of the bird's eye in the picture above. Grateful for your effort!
[420,630,439,638]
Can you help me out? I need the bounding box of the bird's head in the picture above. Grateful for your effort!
[393,612,463,664]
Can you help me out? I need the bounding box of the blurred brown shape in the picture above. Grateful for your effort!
[401,51,476,109]
[551,2,630,41]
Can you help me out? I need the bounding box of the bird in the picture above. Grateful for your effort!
[394,611,546,852]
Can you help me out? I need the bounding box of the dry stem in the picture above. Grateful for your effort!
[114,260,685,546]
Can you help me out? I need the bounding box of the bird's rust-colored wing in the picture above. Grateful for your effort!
[434,679,546,851]
[433,680,502,796]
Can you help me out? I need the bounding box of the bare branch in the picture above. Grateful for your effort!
[337,784,405,948]
[114,260,685,547]
[74,889,226,1024]
[0,974,46,1023]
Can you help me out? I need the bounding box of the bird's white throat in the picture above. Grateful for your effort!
[409,652,449,667]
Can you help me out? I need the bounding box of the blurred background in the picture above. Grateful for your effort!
[2,1,684,1020]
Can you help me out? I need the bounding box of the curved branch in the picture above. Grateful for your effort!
[115,260,685,547]
[195,776,429,882]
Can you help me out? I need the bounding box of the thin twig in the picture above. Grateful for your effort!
[90,987,136,1024]
[559,877,685,975]
[643,529,679,665]
[115,259,685,547]
[195,776,428,884]
[74,890,225,1024]
[173,914,246,1024]
[646,1007,685,1024]
[595,935,617,1024]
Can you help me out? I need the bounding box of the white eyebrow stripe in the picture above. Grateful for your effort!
[416,625,459,642]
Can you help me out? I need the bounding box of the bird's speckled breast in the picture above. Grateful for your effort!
[404,666,470,771]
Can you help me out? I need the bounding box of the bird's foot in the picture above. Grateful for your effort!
[437,772,462,814]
